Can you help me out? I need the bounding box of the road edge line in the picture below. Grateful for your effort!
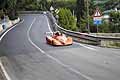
[45,15,95,80]
[0,60,11,80]
[74,42,97,51]
[0,19,24,80]
[0,19,24,41]
[28,15,94,80]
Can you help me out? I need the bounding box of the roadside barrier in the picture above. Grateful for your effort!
[18,11,120,47]
[46,12,120,47]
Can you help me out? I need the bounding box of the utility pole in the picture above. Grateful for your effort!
[73,10,74,17]
[87,0,90,33]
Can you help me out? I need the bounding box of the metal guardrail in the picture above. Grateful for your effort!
[46,12,100,45]
[18,11,120,46]
[46,12,120,46]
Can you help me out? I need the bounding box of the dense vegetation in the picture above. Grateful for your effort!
[94,0,120,11]
[109,11,120,33]
[70,0,120,33]
[58,8,77,31]
[0,0,18,20]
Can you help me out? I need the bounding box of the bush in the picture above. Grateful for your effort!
[77,18,87,32]
[109,11,120,33]
[49,0,76,11]
[25,4,39,10]
[58,8,77,31]
[7,9,18,20]
[99,21,110,33]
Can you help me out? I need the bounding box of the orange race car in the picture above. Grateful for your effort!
[46,31,73,46]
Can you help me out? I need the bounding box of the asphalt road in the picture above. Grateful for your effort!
[0,14,120,80]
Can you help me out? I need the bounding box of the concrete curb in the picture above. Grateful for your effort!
[0,57,19,80]
[0,57,12,80]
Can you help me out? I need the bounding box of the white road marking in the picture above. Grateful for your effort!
[0,20,24,80]
[27,18,45,53]
[45,15,53,33]
[0,61,11,80]
[27,16,94,80]
[0,20,24,41]
[74,42,98,51]
[44,14,97,51]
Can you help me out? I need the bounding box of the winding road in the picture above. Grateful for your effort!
[0,14,120,80]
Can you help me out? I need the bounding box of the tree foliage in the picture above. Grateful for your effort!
[0,0,18,20]
[109,11,120,33]
[104,0,120,10]
[0,0,119,33]
[17,0,48,11]
[49,0,76,11]
[76,0,85,23]
[7,0,18,20]
[58,8,77,31]
[0,0,7,10]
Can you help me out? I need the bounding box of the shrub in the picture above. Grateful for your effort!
[58,8,77,31]
[109,11,120,33]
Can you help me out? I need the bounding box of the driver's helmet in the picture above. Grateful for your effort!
[55,31,61,36]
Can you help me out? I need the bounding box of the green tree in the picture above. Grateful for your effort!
[109,11,120,33]
[16,0,48,11]
[0,0,18,20]
[0,0,7,10]
[7,0,18,20]
[99,21,110,33]
[104,0,120,10]
[58,8,77,31]
[76,0,85,23]
[49,0,76,11]
[39,0,48,10]
[0,0,7,19]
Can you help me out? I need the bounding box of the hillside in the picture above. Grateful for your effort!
[93,0,120,10]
